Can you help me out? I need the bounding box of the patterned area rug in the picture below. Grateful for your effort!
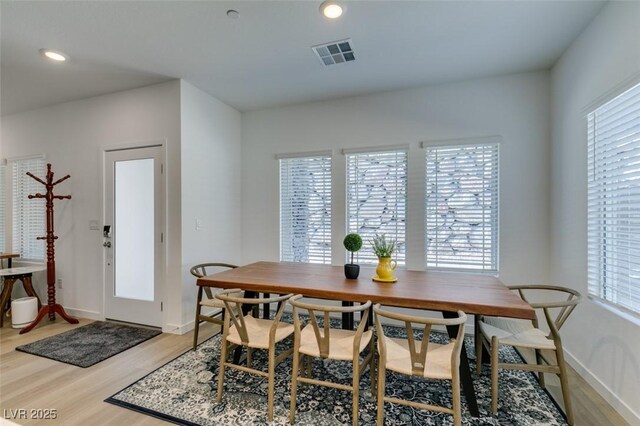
[106,320,566,425]
[16,321,161,368]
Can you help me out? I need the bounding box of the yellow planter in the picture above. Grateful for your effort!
[375,257,397,281]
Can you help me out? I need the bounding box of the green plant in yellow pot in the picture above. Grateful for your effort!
[371,233,398,283]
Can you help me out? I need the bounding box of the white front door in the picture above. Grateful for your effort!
[104,146,164,327]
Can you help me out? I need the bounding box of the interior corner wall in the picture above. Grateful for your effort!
[0,80,183,329]
[179,81,242,328]
[241,71,551,287]
[550,2,640,423]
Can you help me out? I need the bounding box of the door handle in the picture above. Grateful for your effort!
[103,241,111,248]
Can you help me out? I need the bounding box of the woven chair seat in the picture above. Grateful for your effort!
[298,325,372,361]
[226,315,294,349]
[479,318,556,350]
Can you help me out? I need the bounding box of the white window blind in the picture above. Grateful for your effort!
[12,158,46,261]
[0,164,5,252]
[588,81,640,315]
[425,144,499,271]
[347,150,407,265]
[280,155,332,264]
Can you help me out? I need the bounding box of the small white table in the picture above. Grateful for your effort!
[0,252,20,268]
[0,266,45,327]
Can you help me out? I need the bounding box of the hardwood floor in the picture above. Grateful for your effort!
[0,319,629,425]
[518,348,629,426]
[0,318,220,425]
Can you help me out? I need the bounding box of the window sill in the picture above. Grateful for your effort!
[589,296,640,327]
[426,267,498,277]
[12,260,46,267]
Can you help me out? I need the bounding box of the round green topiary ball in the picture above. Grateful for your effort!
[343,233,363,252]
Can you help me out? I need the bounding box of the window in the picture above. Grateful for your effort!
[347,149,407,265]
[425,143,499,271]
[12,158,46,261]
[0,163,5,252]
[588,82,640,315]
[279,154,332,264]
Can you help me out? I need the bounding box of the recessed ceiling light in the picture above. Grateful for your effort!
[226,9,239,19]
[320,1,343,19]
[39,48,69,62]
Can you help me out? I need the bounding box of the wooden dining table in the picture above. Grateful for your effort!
[197,261,535,417]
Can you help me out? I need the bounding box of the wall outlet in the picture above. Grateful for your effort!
[57,278,63,289]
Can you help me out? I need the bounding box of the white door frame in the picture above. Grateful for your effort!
[101,141,166,327]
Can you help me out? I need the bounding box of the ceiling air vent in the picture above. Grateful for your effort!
[312,39,355,66]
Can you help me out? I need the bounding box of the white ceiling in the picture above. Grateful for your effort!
[1,1,605,115]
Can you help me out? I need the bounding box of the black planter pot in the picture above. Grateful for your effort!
[344,264,360,279]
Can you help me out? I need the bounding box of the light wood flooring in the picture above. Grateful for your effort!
[0,318,630,425]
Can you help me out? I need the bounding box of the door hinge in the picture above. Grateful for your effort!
[161,163,164,174]
[161,232,164,243]
[161,302,163,312]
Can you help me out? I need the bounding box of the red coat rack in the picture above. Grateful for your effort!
[20,163,79,334]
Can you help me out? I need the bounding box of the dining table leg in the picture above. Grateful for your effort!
[263,293,270,319]
[341,301,354,329]
[341,302,373,330]
[442,310,480,417]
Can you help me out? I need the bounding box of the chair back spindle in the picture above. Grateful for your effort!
[305,309,333,357]
[225,300,250,344]
[404,322,433,374]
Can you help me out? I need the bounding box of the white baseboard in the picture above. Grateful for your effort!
[63,307,103,321]
[163,321,195,335]
[60,307,195,335]
[564,348,640,425]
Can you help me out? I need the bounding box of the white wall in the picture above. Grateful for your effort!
[179,81,242,327]
[242,71,551,288]
[550,2,640,423]
[0,81,184,329]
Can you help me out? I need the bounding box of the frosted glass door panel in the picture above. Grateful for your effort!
[114,158,155,301]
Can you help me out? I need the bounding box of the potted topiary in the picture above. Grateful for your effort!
[343,233,363,279]
[371,233,398,282]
